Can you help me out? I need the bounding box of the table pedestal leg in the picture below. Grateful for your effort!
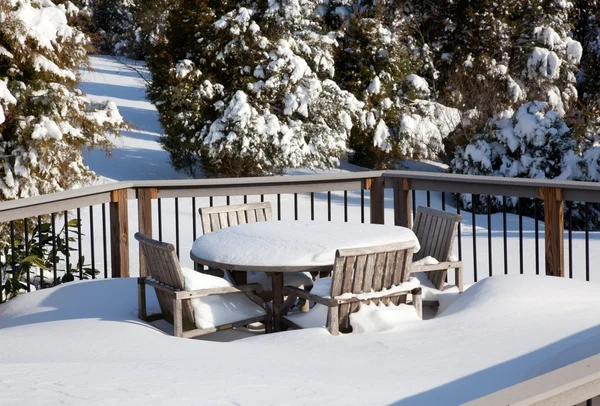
[271,272,283,332]
[232,270,247,285]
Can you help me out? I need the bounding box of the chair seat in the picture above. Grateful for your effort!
[182,268,267,329]
[283,304,329,329]
[247,271,313,291]
[310,276,333,298]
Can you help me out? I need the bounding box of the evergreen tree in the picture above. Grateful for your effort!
[323,0,461,169]
[0,0,122,199]
[148,0,363,177]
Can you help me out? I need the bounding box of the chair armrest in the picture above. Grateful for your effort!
[410,261,462,273]
[282,286,333,306]
[175,283,264,300]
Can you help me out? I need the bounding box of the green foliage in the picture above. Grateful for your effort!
[1,218,99,301]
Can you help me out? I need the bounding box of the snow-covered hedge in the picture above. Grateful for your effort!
[453,101,600,229]
[0,0,122,199]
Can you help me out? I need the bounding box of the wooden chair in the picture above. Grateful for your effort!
[200,202,273,233]
[198,202,313,292]
[280,241,422,335]
[135,232,272,338]
[410,206,463,292]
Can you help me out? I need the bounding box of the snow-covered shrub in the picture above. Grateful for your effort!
[149,1,364,177]
[325,1,459,169]
[453,101,600,229]
[0,0,122,200]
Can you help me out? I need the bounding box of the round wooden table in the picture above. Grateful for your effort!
[190,221,419,329]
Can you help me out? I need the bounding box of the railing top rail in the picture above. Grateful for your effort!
[0,181,133,214]
[2,169,600,218]
[134,170,385,189]
[463,352,600,405]
[384,170,600,192]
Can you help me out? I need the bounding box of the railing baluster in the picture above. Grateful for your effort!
[226,196,230,205]
[158,198,163,241]
[192,197,197,240]
[77,208,82,279]
[243,195,247,204]
[10,220,16,288]
[471,194,477,282]
[518,198,523,275]
[442,192,446,211]
[568,201,573,279]
[360,189,365,224]
[411,190,416,223]
[89,206,95,279]
[310,192,315,221]
[585,202,590,281]
[38,215,43,286]
[456,194,462,261]
[64,210,69,277]
[102,204,108,279]
[260,194,264,203]
[327,191,331,222]
[344,190,348,223]
[503,196,508,275]
[487,195,492,277]
[534,199,539,275]
[277,194,281,220]
[24,218,30,291]
[426,191,431,207]
[294,193,298,221]
[51,213,57,284]
[175,197,180,259]
[210,196,214,207]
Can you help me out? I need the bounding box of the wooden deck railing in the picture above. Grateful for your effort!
[1,170,599,282]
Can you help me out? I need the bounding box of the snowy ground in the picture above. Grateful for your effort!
[1,55,599,404]
[2,275,600,404]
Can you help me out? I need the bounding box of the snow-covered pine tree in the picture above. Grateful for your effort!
[572,0,600,145]
[324,1,416,169]
[446,0,600,228]
[148,0,363,177]
[325,0,461,169]
[0,0,122,200]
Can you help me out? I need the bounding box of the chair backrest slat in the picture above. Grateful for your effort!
[412,206,461,290]
[135,232,195,328]
[328,241,416,334]
[200,202,272,234]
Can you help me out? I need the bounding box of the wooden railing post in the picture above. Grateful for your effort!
[137,188,157,277]
[110,189,129,278]
[540,187,564,277]
[367,177,385,224]
[393,178,412,229]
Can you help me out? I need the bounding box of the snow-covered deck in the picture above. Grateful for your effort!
[2,275,600,404]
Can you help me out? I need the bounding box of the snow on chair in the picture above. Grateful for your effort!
[410,206,463,292]
[135,232,272,338]
[198,202,313,292]
[280,241,422,335]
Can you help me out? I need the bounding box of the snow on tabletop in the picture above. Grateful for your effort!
[2,275,600,404]
[181,267,266,329]
[191,220,420,268]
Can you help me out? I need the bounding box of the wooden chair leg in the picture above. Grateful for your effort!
[412,288,422,319]
[455,267,464,292]
[173,297,183,338]
[138,277,147,321]
[327,306,340,336]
